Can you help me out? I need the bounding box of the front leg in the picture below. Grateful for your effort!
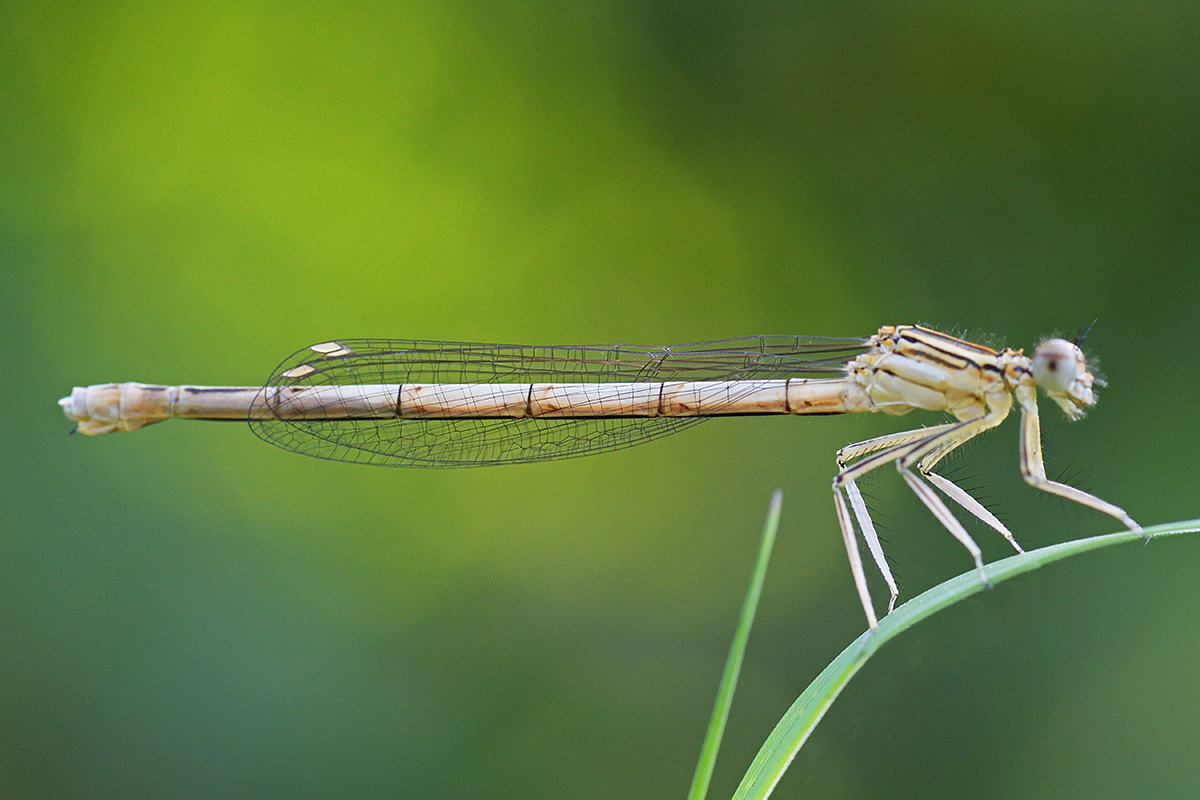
[1015,384,1142,534]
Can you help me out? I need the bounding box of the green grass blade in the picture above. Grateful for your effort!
[732,517,1200,800]
[687,490,784,800]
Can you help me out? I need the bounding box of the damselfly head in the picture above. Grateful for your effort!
[1031,338,1095,419]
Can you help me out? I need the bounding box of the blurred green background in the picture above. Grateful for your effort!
[3,2,1199,798]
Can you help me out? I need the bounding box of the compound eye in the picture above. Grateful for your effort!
[1031,338,1080,394]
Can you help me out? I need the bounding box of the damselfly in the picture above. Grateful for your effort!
[59,324,1141,628]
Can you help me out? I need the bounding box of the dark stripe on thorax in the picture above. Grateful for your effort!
[896,326,1001,371]
[905,325,998,355]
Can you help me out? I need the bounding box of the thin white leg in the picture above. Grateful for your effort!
[899,467,991,587]
[845,479,900,612]
[834,486,879,629]
[1015,385,1142,535]
[923,471,1023,553]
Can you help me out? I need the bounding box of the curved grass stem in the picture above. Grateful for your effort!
[731,518,1200,800]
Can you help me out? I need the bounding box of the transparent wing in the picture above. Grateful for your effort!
[249,335,868,467]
